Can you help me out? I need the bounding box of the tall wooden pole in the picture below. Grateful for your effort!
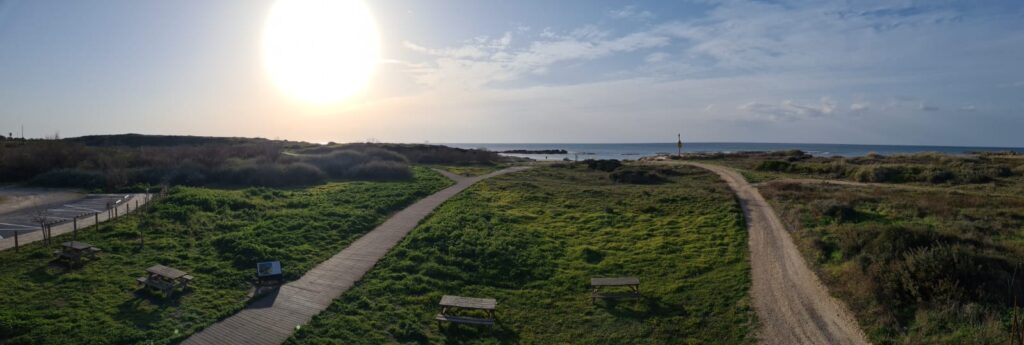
[677,134,683,158]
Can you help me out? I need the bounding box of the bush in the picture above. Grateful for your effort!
[809,199,858,222]
[348,161,413,181]
[281,163,328,185]
[29,169,106,189]
[1013,164,1024,176]
[582,159,622,172]
[756,160,793,172]
[609,168,666,184]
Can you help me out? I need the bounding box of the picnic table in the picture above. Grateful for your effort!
[435,295,497,326]
[137,264,194,297]
[590,277,640,303]
[54,241,101,266]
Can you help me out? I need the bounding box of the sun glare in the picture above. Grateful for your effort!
[262,0,380,105]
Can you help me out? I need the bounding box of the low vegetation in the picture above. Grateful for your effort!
[0,167,450,344]
[0,135,507,191]
[759,177,1024,344]
[288,165,754,344]
[686,151,1023,186]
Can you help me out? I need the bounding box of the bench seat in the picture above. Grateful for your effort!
[435,314,495,326]
[591,291,641,300]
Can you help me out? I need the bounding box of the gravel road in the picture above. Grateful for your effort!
[685,162,869,345]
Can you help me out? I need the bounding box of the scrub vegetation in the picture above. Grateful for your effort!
[685,150,1024,188]
[756,160,1024,344]
[0,134,506,191]
[0,167,450,344]
[288,164,754,344]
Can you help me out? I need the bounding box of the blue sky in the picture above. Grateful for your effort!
[1,0,1023,145]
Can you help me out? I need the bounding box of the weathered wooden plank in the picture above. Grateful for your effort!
[440,295,498,310]
[591,277,640,286]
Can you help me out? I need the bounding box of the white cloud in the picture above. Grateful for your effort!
[918,103,940,111]
[645,52,670,63]
[609,6,654,21]
[959,105,977,112]
[850,102,870,113]
[738,98,837,122]
[402,25,674,89]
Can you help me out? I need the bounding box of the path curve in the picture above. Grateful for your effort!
[684,163,869,345]
[183,166,529,345]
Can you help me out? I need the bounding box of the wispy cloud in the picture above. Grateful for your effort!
[738,98,837,122]
[608,5,654,21]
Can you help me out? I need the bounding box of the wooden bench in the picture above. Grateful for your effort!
[591,277,640,303]
[54,241,100,266]
[436,295,497,327]
[137,264,193,297]
[434,314,495,326]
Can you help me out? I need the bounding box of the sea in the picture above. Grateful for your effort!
[445,143,1024,161]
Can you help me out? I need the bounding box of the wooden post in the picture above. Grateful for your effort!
[14,231,18,251]
[135,200,138,210]
[95,212,99,227]
[73,217,78,241]
[114,207,118,218]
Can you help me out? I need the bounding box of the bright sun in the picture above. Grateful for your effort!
[262,0,380,105]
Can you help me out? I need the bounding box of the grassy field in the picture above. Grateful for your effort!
[0,167,451,345]
[287,164,754,344]
[759,178,1024,344]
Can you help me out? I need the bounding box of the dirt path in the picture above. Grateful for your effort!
[183,167,529,345]
[684,163,869,345]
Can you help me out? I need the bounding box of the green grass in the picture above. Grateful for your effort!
[0,167,451,345]
[287,164,754,344]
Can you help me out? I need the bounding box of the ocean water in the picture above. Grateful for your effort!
[446,143,1024,161]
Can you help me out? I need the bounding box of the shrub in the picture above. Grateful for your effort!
[348,161,413,181]
[582,159,622,172]
[281,163,328,185]
[1013,164,1024,176]
[852,165,907,183]
[609,168,666,184]
[29,169,106,189]
[756,160,793,172]
[809,199,858,222]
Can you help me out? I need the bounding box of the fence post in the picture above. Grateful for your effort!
[95,212,99,227]
[14,231,18,251]
[73,217,78,241]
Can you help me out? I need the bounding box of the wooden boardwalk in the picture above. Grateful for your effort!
[183,167,528,345]
[0,193,151,252]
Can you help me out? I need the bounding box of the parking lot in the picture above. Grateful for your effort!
[0,194,132,239]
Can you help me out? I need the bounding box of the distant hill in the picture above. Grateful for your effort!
[64,134,289,147]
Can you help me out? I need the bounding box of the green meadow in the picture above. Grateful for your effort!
[288,164,754,344]
[0,167,450,344]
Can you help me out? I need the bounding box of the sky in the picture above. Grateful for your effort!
[1,0,1023,146]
